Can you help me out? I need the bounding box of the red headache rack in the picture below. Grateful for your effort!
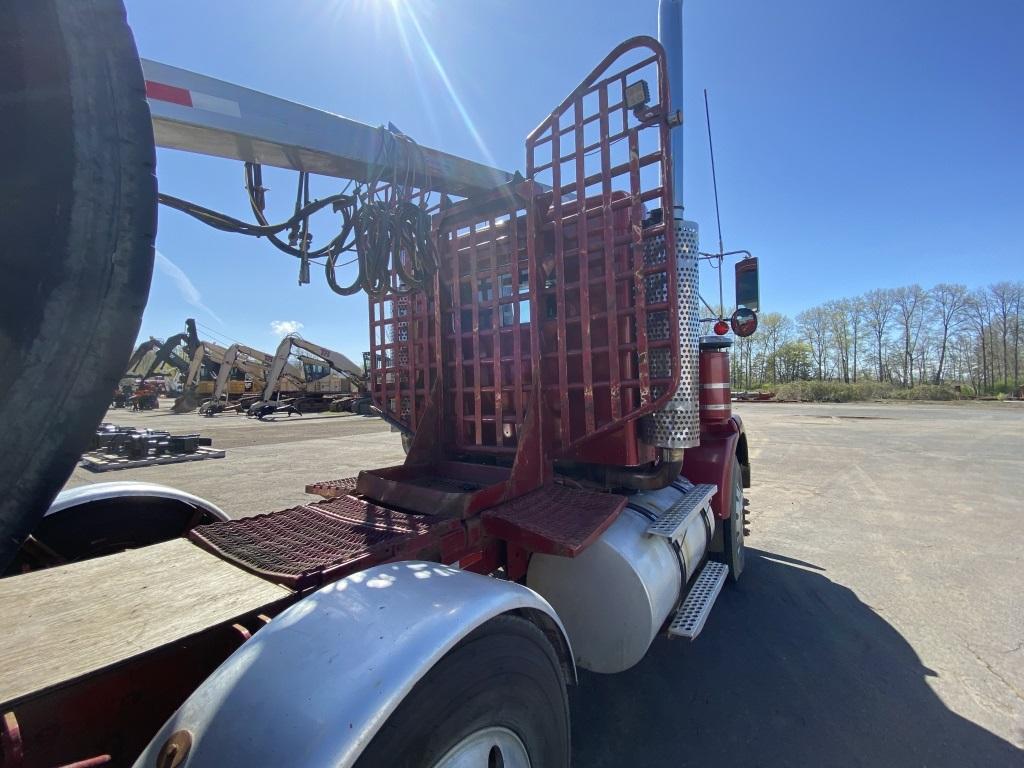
[366,36,680,512]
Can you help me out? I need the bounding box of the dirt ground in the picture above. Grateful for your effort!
[64,399,1024,766]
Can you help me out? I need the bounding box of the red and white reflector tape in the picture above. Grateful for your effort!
[145,80,241,118]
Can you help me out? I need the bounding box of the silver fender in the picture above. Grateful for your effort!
[133,561,574,768]
[47,481,229,521]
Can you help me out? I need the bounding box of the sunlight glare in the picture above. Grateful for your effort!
[395,1,499,168]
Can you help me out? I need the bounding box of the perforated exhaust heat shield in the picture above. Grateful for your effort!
[644,219,700,449]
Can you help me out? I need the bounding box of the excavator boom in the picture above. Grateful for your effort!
[256,334,365,407]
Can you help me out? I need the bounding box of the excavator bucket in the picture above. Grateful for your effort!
[172,389,201,413]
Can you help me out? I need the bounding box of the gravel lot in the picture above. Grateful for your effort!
[65,399,1024,765]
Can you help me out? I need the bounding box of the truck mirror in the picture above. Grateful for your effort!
[735,256,759,312]
[731,307,758,337]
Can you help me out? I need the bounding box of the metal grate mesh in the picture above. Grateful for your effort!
[440,193,537,452]
[367,39,683,464]
[367,180,440,438]
[189,496,433,588]
[526,38,680,453]
[369,285,436,433]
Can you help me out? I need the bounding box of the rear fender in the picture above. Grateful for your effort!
[46,481,228,521]
[133,561,574,768]
[5,482,230,574]
[684,416,746,519]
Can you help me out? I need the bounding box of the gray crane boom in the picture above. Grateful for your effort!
[141,59,513,198]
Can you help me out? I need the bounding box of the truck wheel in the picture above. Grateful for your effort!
[720,454,746,582]
[0,0,156,568]
[354,615,570,768]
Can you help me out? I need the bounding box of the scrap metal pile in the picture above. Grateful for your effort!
[80,424,222,472]
[91,423,212,459]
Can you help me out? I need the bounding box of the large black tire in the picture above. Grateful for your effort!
[0,1,155,567]
[354,615,570,768]
[720,454,746,582]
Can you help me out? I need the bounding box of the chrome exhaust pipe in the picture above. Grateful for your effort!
[659,0,685,215]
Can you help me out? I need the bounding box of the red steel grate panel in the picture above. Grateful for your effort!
[526,37,679,453]
[368,37,680,467]
[437,189,539,453]
[367,182,441,432]
[189,496,434,589]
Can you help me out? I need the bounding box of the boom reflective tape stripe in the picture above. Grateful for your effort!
[145,80,191,107]
[145,81,241,118]
[190,92,242,118]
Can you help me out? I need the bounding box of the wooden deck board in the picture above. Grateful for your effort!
[0,538,291,707]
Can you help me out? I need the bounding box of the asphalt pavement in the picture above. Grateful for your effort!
[573,401,1024,767]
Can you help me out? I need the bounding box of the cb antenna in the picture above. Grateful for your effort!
[704,88,724,257]
[704,88,726,317]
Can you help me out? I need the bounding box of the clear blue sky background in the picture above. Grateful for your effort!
[126,0,1024,361]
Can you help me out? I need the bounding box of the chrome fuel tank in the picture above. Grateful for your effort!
[527,481,714,673]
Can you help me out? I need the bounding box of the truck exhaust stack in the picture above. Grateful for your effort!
[646,0,702,453]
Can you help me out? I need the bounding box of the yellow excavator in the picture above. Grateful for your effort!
[198,343,303,416]
[247,333,368,419]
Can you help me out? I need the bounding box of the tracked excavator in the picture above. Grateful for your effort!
[170,339,234,412]
[247,334,368,419]
[135,318,200,384]
[198,343,303,415]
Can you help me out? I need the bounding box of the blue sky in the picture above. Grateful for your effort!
[127,0,1024,360]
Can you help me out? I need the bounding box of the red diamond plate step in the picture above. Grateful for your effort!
[481,484,626,557]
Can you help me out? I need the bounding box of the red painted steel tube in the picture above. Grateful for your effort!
[699,348,731,424]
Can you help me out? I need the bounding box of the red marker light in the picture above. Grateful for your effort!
[713,320,730,336]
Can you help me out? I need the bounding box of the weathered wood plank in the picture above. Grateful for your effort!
[0,538,291,706]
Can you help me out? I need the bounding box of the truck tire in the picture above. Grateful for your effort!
[354,615,570,768]
[0,0,155,568]
[720,454,746,582]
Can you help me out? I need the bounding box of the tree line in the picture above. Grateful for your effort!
[731,281,1024,396]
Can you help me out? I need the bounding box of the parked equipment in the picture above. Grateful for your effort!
[127,383,160,411]
[247,334,366,417]
[0,2,760,766]
[134,318,201,383]
[197,342,298,415]
[171,339,249,412]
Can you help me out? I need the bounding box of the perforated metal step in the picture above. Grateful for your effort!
[645,483,716,540]
[668,560,728,640]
